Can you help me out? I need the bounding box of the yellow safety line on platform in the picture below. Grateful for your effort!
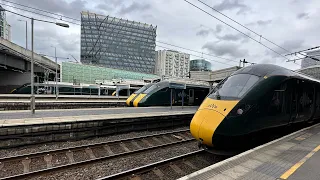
[280,145,320,179]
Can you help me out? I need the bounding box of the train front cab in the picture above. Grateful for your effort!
[133,81,209,107]
[126,84,153,106]
[191,68,320,151]
[190,73,259,149]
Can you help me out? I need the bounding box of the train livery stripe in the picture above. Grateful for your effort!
[126,93,137,106]
[133,94,147,107]
[112,91,116,96]
[190,98,239,146]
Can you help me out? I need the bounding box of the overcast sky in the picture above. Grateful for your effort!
[3,0,320,70]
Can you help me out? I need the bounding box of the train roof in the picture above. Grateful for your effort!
[233,64,320,84]
[155,81,209,89]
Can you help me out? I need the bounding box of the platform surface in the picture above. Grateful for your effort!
[179,123,320,180]
[0,106,197,127]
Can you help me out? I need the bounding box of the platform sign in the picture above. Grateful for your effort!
[169,82,186,90]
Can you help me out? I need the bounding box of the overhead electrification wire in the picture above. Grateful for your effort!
[1,0,81,22]
[156,40,238,62]
[156,44,236,67]
[0,2,80,25]
[1,0,247,66]
[197,0,296,56]
[183,0,290,61]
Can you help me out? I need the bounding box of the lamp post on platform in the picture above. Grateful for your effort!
[18,19,27,49]
[0,6,69,114]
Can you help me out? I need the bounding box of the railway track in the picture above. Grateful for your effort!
[0,129,192,179]
[98,150,219,180]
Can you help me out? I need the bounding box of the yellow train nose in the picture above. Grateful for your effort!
[126,93,137,106]
[190,98,239,146]
[133,94,147,107]
[190,109,225,146]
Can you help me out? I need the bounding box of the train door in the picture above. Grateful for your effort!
[188,89,194,105]
[265,81,291,126]
[292,80,315,123]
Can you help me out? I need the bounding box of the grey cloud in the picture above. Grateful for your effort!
[196,29,210,37]
[297,13,309,19]
[95,3,112,11]
[246,20,272,26]
[10,0,86,20]
[32,27,80,62]
[202,42,248,58]
[196,24,223,37]
[213,0,250,14]
[257,20,272,26]
[280,39,305,52]
[266,39,305,58]
[95,0,124,11]
[216,24,223,33]
[216,33,249,42]
[118,2,151,15]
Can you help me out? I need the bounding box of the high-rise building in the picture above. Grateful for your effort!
[190,59,211,71]
[0,6,11,41]
[301,49,320,68]
[155,50,190,78]
[80,11,157,74]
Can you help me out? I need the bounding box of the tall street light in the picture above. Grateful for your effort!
[18,19,27,49]
[41,52,70,99]
[51,46,58,99]
[0,7,69,114]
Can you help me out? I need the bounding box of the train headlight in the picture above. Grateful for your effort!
[237,108,244,115]
[229,104,252,117]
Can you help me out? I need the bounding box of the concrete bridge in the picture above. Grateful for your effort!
[0,38,58,93]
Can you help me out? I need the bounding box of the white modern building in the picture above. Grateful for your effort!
[0,6,11,41]
[155,50,190,78]
[301,49,320,68]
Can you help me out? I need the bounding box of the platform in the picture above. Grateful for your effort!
[0,106,197,126]
[179,123,320,180]
[0,106,197,148]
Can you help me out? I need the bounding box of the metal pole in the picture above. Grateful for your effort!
[25,21,28,49]
[30,18,35,114]
[182,90,184,109]
[55,47,58,99]
[170,89,173,110]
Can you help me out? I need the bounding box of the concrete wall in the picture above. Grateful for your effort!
[0,70,30,93]
[0,53,28,71]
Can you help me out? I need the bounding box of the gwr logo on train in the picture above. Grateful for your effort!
[207,104,217,109]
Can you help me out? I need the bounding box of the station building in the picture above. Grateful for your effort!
[189,59,211,71]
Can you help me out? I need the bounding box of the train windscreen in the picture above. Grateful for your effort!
[134,84,152,94]
[144,84,160,94]
[208,74,259,100]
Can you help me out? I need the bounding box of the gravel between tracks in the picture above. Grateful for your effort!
[0,127,188,158]
[25,141,200,180]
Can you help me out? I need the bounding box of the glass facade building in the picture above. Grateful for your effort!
[190,59,211,71]
[80,12,157,74]
[61,62,159,84]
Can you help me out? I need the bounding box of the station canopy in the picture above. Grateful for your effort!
[61,62,159,84]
